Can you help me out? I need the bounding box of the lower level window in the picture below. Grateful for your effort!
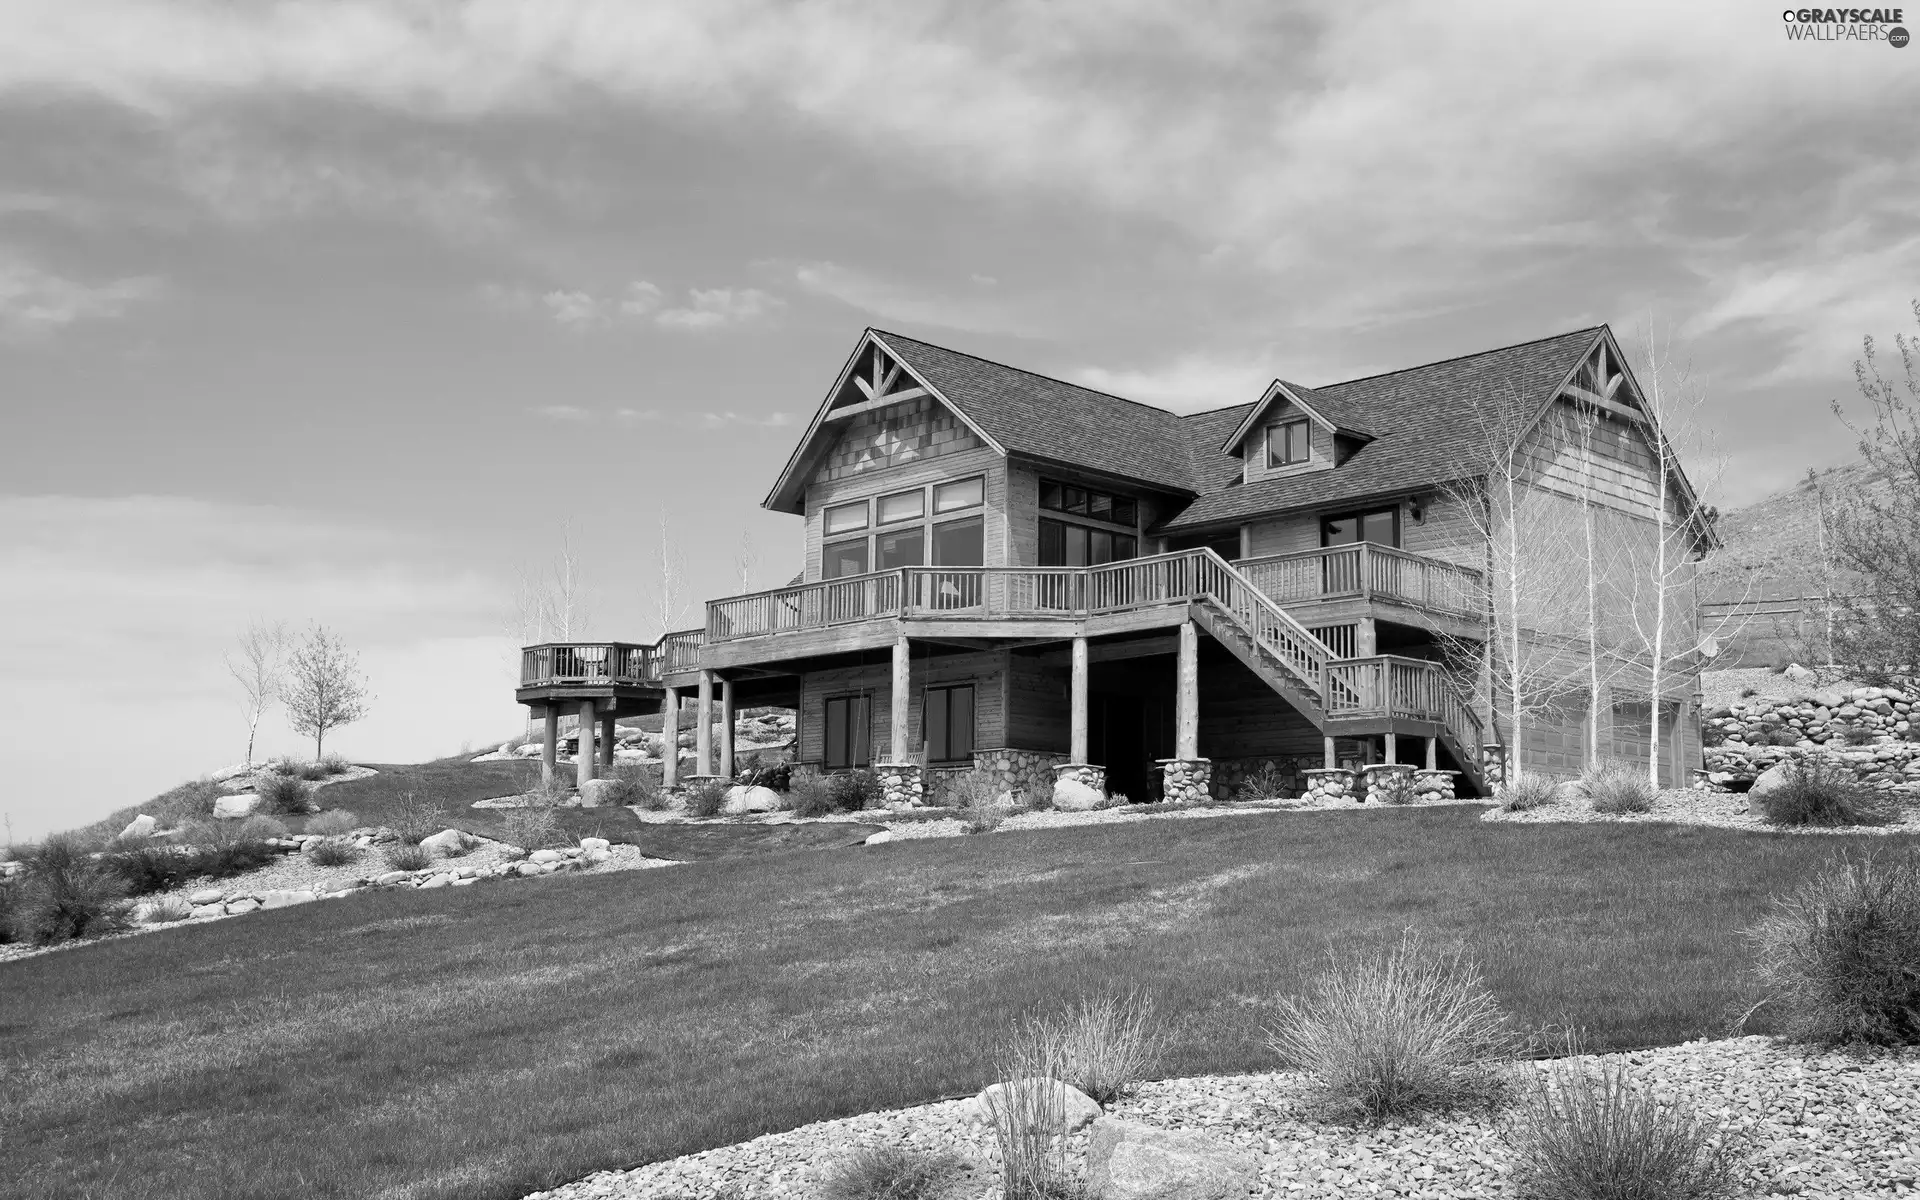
[924,684,975,764]
[824,695,871,769]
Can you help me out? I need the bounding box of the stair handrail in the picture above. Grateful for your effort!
[1188,548,1332,698]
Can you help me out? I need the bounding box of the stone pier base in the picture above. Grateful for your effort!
[1480,743,1509,787]
[1362,763,1417,804]
[1157,758,1213,805]
[1052,763,1108,810]
[875,762,926,809]
[1052,763,1107,790]
[1412,769,1459,802]
[1304,768,1359,803]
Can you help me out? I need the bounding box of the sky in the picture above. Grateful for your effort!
[2,1,1917,840]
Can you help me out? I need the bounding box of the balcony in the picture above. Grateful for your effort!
[1234,543,1484,635]
[1324,655,1485,758]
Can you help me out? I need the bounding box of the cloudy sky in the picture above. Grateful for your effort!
[3,2,1916,839]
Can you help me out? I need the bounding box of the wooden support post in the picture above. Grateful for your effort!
[542,708,559,787]
[1383,731,1397,765]
[1176,620,1199,760]
[1324,735,1336,769]
[891,634,911,761]
[1426,735,1438,771]
[696,672,714,776]
[720,678,736,779]
[661,687,680,789]
[1070,636,1089,763]
[599,713,616,768]
[1356,617,1378,657]
[576,699,596,786]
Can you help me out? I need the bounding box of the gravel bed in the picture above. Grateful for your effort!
[521,1037,1920,1200]
[1700,667,1864,711]
[1482,787,1920,835]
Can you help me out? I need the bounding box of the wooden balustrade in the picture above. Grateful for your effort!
[1236,544,1483,618]
[1322,654,1484,756]
[519,641,662,687]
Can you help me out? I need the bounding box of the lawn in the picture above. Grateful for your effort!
[4,808,1908,1200]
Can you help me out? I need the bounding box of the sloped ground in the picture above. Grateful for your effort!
[5,807,1913,1200]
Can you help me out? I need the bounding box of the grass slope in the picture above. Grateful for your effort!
[5,808,1906,1200]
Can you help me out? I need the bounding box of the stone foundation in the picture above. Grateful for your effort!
[1691,768,1733,793]
[1703,685,1920,796]
[1303,768,1358,803]
[1210,756,1311,802]
[1052,763,1107,791]
[1157,758,1213,805]
[1362,763,1418,804]
[970,748,1068,805]
[1412,769,1459,802]
[1479,744,1509,787]
[875,762,926,809]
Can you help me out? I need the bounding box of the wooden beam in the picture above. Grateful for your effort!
[1383,731,1397,765]
[1561,383,1646,425]
[661,686,679,789]
[1324,735,1336,770]
[852,374,876,401]
[822,388,929,423]
[1426,736,1438,771]
[1176,620,1199,759]
[1070,636,1089,764]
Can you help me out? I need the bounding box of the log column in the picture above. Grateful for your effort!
[1176,620,1199,760]
[661,687,680,789]
[1355,617,1378,657]
[891,634,911,761]
[1383,731,1398,765]
[720,678,736,779]
[576,700,597,786]
[1069,636,1089,765]
[599,712,616,768]
[1426,735,1439,771]
[1324,734,1337,770]
[542,708,559,787]
[696,671,714,776]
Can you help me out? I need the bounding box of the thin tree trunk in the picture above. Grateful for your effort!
[1505,468,1524,777]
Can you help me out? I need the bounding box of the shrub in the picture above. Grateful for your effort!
[103,843,196,896]
[1754,759,1892,827]
[818,1145,956,1200]
[267,757,301,777]
[1499,773,1561,812]
[1701,723,1726,748]
[254,773,314,816]
[496,804,564,854]
[937,770,1007,834]
[1763,728,1803,747]
[832,768,884,811]
[175,819,281,877]
[1235,761,1292,802]
[788,772,840,819]
[147,778,225,825]
[8,837,130,945]
[684,778,732,819]
[319,752,353,776]
[738,760,793,792]
[1575,763,1655,815]
[295,760,329,782]
[309,837,358,867]
[142,894,193,924]
[599,761,664,809]
[1751,850,1920,1045]
[1515,1053,1745,1200]
[386,791,443,845]
[383,842,431,872]
[0,882,17,944]
[1053,990,1166,1106]
[987,1016,1083,1200]
[1265,933,1512,1124]
[517,762,572,807]
[1375,771,1418,805]
[305,808,359,836]
[1738,685,1759,698]
[1841,725,1879,745]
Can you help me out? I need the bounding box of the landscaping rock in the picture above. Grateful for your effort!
[579,837,611,853]
[120,814,157,840]
[1784,662,1815,683]
[259,890,317,909]
[1750,762,1793,796]
[581,848,610,865]
[1053,777,1106,811]
[373,870,411,886]
[723,784,783,814]
[189,904,223,919]
[209,763,250,782]
[966,1078,1101,1134]
[224,898,260,915]
[577,778,621,807]
[514,743,543,758]
[213,793,260,820]
[1088,1116,1259,1200]
[419,828,474,857]
[419,875,451,889]
[530,849,565,865]
[188,887,226,906]
[863,830,894,845]
[517,862,546,877]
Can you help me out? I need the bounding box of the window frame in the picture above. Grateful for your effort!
[1319,506,1401,549]
[821,536,872,579]
[823,693,872,770]
[932,475,986,514]
[875,525,925,571]
[824,499,871,536]
[1266,419,1311,468]
[1038,478,1138,528]
[876,488,925,526]
[922,682,976,765]
[930,514,986,567]
[1038,516,1139,567]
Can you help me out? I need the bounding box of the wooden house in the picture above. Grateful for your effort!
[516,324,1715,804]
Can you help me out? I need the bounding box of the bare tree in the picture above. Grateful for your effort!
[510,520,592,645]
[226,619,289,768]
[643,510,692,638]
[1824,299,1920,684]
[735,528,760,594]
[284,624,372,760]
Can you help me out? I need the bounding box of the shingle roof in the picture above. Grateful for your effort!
[1159,326,1604,531]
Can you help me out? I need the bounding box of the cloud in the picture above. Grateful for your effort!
[1072,355,1282,413]
[528,404,594,421]
[694,411,793,429]
[483,278,779,332]
[794,261,1030,336]
[0,254,160,336]
[656,286,783,331]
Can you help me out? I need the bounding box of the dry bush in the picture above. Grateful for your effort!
[832,768,885,811]
[1516,1052,1746,1200]
[8,837,130,945]
[684,778,732,819]
[254,773,314,816]
[1754,759,1893,827]
[496,804,565,854]
[1574,763,1656,815]
[937,770,1008,834]
[1498,773,1561,812]
[1751,850,1920,1045]
[1052,990,1166,1105]
[518,762,573,807]
[986,1018,1086,1200]
[309,837,358,867]
[386,791,443,845]
[142,894,193,924]
[788,772,839,818]
[1375,772,1418,806]
[1266,933,1512,1124]
[818,1145,957,1200]
[599,760,665,809]
[148,779,225,825]
[305,809,359,836]
[382,842,431,872]
[319,752,353,775]
[1234,762,1292,802]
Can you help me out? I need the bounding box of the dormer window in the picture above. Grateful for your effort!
[1266,420,1310,468]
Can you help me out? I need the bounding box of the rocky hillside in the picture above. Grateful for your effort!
[1700,458,1881,604]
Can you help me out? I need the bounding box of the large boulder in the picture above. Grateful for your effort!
[189,887,227,906]
[1812,689,1846,709]
[579,837,611,853]
[1053,778,1106,811]
[419,828,475,858]
[965,1078,1101,1134]
[513,742,543,758]
[1784,663,1815,683]
[576,778,621,807]
[120,814,158,840]
[723,785,783,815]
[1087,1117,1259,1200]
[1750,762,1796,796]
[258,890,318,909]
[209,763,250,783]
[213,794,260,820]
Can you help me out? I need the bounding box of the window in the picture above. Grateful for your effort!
[824,501,869,535]
[1039,479,1137,526]
[924,684,975,764]
[876,527,924,570]
[933,476,985,513]
[931,516,984,566]
[1039,518,1138,566]
[823,538,870,579]
[1267,419,1310,467]
[877,489,924,525]
[1321,507,1399,548]
[823,695,871,769]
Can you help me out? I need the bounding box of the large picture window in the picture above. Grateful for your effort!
[877,527,924,570]
[824,695,871,769]
[1266,419,1310,467]
[1039,480,1137,526]
[1039,519,1138,566]
[816,476,983,583]
[931,516,985,566]
[924,684,975,764]
[823,538,870,579]
[824,501,869,535]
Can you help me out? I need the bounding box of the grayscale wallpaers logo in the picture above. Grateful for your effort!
[1782,7,1910,42]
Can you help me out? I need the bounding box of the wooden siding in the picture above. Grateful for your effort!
[1004,460,1155,572]
[1400,491,1484,571]
[1515,399,1685,520]
[795,649,1010,764]
[802,445,1006,582]
[1198,659,1325,758]
[1005,652,1070,753]
[1245,512,1319,559]
[1242,397,1336,486]
[816,394,983,482]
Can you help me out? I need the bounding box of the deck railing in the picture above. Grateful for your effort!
[519,641,662,688]
[1235,544,1483,618]
[1323,655,1484,758]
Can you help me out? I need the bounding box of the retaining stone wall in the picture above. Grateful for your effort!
[1702,685,1920,795]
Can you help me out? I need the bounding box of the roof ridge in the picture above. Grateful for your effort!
[872,329,1204,421]
[1313,325,1606,391]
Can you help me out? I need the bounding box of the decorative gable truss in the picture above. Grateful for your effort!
[762,331,1002,513]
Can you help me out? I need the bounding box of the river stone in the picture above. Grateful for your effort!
[1750,762,1795,796]
[530,849,565,865]
[259,890,317,909]
[965,1078,1102,1134]
[579,837,611,853]
[1088,1116,1259,1200]
[224,898,260,915]
[119,814,158,840]
[723,784,783,814]
[864,829,894,845]
[213,794,260,820]
[188,887,226,906]
[374,870,410,886]
[576,778,622,807]
[419,828,473,857]
[1053,778,1106,811]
